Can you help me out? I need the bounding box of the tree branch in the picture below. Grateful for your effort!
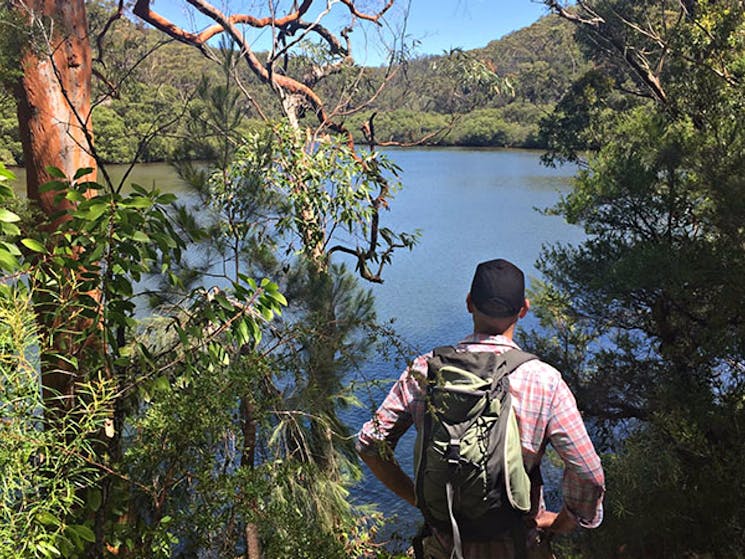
[133,0,314,46]
[339,0,395,25]
[544,0,668,103]
[133,0,331,124]
[93,0,125,65]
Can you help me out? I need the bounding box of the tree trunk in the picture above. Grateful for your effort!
[14,0,96,215]
[12,0,96,406]
[240,396,263,558]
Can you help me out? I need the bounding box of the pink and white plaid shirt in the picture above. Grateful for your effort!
[357,333,605,528]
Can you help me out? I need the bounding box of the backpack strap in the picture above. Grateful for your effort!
[495,348,538,380]
[445,480,464,559]
[494,349,536,559]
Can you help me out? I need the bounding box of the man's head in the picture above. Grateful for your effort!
[467,258,529,335]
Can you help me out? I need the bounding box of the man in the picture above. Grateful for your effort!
[357,259,605,558]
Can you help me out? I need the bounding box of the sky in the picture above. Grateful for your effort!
[146,0,552,66]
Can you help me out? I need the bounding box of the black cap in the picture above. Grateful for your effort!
[469,259,525,318]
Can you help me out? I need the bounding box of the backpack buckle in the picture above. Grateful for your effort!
[446,438,461,466]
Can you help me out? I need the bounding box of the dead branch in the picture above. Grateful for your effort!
[329,64,401,118]
[92,66,119,98]
[359,110,457,148]
[91,39,174,110]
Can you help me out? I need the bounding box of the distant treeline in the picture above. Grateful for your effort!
[0,10,589,166]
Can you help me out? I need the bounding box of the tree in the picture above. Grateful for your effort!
[532,1,745,556]
[153,64,414,556]
[132,0,417,281]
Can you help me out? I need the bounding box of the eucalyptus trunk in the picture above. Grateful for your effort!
[13,0,97,407]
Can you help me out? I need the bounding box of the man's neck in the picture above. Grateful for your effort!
[473,326,515,341]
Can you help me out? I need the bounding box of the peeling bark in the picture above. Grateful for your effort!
[14,0,96,213]
[12,0,97,408]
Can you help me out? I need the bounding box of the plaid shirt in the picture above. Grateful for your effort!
[357,333,605,529]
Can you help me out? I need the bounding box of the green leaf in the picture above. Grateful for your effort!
[0,208,20,223]
[131,230,151,243]
[36,511,60,527]
[0,249,19,271]
[73,167,94,180]
[237,318,251,346]
[78,201,109,221]
[157,193,177,204]
[65,190,85,202]
[1,241,21,256]
[67,524,96,543]
[214,292,233,311]
[268,291,287,306]
[0,165,15,182]
[21,238,46,253]
[124,196,154,209]
[38,541,61,558]
[50,353,79,370]
[45,166,66,179]
[1,222,20,236]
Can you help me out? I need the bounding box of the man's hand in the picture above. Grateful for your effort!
[535,507,577,534]
[359,450,416,507]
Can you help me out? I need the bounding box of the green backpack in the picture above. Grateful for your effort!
[414,347,536,558]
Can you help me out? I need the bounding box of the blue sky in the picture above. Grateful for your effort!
[403,0,551,54]
[146,0,552,65]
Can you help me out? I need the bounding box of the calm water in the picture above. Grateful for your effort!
[12,148,582,541]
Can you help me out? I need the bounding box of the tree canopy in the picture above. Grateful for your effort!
[531,0,745,555]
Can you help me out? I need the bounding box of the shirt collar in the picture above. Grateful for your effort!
[459,332,521,349]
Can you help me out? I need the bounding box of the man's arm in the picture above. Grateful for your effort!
[359,451,416,507]
[357,359,427,508]
[546,378,606,529]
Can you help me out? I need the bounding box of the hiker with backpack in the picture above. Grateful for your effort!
[357,258,605,559]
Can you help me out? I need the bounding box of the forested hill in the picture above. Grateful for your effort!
[0,12,589,165]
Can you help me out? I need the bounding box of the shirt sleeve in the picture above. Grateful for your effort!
[546,377,606,528]
[356,357,427,456]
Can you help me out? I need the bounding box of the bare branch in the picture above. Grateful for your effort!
[544,0,605,26]
[133,0,331,125]
[329,64,401,118]
[133,0,314,46]
[360,111,456,148]
[92,39,174,108]
[339,0,395,25]
[545,0,668,103]
[93,0,125,65]
[91,66,119,98]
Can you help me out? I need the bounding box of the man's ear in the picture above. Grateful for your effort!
[466,293,474,314]
[518,298,530,318]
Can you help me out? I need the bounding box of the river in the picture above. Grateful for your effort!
[11,147,583,544]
